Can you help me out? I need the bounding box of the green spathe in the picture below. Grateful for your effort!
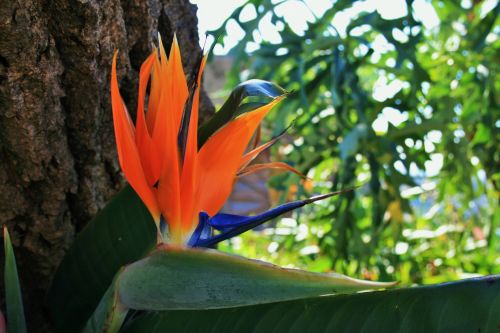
[117,246,394,311]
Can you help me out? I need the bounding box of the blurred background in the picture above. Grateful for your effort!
[192,0,499,284]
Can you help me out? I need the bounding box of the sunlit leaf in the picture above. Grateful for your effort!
[3,226,26,333]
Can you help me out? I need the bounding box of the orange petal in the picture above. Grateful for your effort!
[239,124,291,169]
[158,34,169,75]
[151,35,188,170]
[157,156,181,240]
[146,48,162,132]
[239,134,280,170]
[155,89,182,241]
[111,52,160,222]
[135,52,161,186]
[168,34,189,131]
[237,162,307,178]
[196,97,284,216]
[180,56,207,234]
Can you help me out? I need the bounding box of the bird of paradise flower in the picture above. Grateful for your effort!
[111,35,348,247]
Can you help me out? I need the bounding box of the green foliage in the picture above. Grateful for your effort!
[210,0,499,283]
[3,226,27,333]
[122,275,500,333]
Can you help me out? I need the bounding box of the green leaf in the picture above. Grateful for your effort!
[471,123,491,145]
[123,275,500,333]
[3,226,27,333]
[198,79,286,148]
[48,186,157,333]
[117,246,392,311]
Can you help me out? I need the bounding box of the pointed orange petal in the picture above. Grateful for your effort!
[180,56,207,233]
[239,134,281,170]
[146,48,162,132]
[111,52,160,222]
[158,34,169,74]
[154,36,191,242]
[135,53,161,186]
[196,97,284,216]
[168,34,189,131]
[155,89,182,241]
[152,35,188,164]
[237,162,307,178]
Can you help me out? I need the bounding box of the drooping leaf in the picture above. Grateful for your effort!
[48,185,157,333]
[122,275,500,333]
[198,79,287,147]
[2,226,27,333]
[117,246,392,311]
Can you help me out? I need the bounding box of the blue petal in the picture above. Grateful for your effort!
[192,191,349,248]
[207,213,250,232]
[187,212,212,247]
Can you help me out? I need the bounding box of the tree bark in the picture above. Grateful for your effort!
[0,0,213,330]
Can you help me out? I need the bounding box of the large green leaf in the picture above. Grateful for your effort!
[123,275,500,333]
[48,186,157,333]
[116,247,392,311]
[3,226,26,333]
[197,79,286,148]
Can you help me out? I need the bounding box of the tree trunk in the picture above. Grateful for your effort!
[0,0,213,330]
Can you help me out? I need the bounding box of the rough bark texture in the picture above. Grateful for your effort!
[0,0,213,331]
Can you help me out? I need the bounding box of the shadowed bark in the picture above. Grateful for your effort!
[0,0,213,330]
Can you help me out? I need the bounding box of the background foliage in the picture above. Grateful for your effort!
[209,0,499,284]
